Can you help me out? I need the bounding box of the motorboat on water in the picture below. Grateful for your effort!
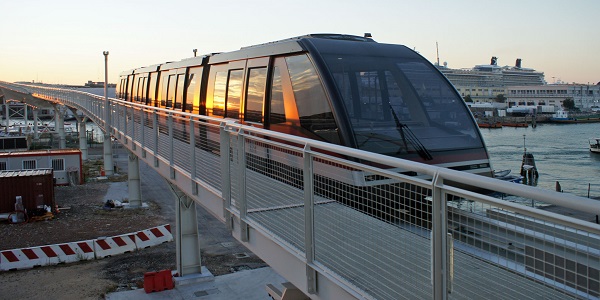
[549,110,576,123]
[493,169,523,183]
[590,138,600,153]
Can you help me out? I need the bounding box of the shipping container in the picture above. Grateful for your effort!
[0,149,82,185]
[0,169,55,214]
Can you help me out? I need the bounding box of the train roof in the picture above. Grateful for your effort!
[208,33,375,64]
[120,34,409,76]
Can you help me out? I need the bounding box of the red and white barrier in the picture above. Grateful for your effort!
[94,234,137,259]
[0,240,95,271]
[135,224,173,249]
[1,224,173,271]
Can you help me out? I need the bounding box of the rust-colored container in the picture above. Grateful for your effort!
[0,169,55,214]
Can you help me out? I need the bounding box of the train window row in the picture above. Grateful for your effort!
[116,54,341,144]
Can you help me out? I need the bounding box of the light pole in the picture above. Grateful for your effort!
[102,51,114,176]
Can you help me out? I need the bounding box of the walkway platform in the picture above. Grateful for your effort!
[106,267,286,300]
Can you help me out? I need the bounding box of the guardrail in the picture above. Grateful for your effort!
[1,81,599,299]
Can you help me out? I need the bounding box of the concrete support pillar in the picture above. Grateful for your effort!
[4,101,9,133]
[53,105,66,149]
[76,116,89,160]
[103,133,114,176]
[127,150,142,208]
[23,104,28,126]
[32,109,39,141]
[169,182,202,276]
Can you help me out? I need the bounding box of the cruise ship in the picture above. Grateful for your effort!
[436,57,546,101]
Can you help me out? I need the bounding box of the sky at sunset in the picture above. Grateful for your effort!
[1,0,598,85]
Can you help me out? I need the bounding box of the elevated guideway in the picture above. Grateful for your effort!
[1,81,599,299]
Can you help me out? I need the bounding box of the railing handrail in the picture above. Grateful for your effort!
[2,80,600,300]
[3,81,600,225]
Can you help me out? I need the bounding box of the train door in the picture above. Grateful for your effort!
[127,74,135,102]
[148,72,159,107]
[203,60,246,153]
[185,66,203,113]
[242,57,270,128]
[173,68,186,111]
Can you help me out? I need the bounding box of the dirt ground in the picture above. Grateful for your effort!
[0,153,265,299]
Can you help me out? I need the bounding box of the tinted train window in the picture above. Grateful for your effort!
[175,74,185,109]
[269,66,285,124]
[186,67,202,112]
[148,72,158,106]
[321,51,483,154]
[141,77,148,104]
[226,69,243,119]
[160,74,169,107]
[245,67,267,123]
[135,77,144,102]
[128,75,135,101]
[285,54,339,144]
[212,71,227,117]
[167,75,176,108]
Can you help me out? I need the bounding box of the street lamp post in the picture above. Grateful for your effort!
[103,51,114,176]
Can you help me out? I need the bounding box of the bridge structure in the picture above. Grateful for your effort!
[0,81,599,299]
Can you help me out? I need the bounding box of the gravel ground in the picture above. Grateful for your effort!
[0,146,265,299]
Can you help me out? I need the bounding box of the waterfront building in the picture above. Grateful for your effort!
[507,84,600,111]
[437,57,546,103]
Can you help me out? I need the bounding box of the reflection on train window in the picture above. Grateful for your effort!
[226,69,243,119]
[160,74,169,107]
[186,68,202,112]
[324,53,481,153]
[285,54,340,144]
[148,73,157,106]
[269,66,285,124]
[167,74,176,108]
[212,71,227,117]
[175,74,185,109]
[245,67,267,123]
[141,77,148,104]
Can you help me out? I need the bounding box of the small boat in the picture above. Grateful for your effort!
[590,138,600,153]
[493,169,511,177]
[549,110,576,123]
[493,169,523,183]
[502,122,528,128]
[478,122,503,128]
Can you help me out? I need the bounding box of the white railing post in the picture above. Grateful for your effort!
[237,128,248,242]
[140,109,146,157]
[303,144,317,294]
[153,110,159,167]
[220,122,232,231]
[431,172,448,300]
[122,104,128,144]
[189,116,197,195]
[130,106,136,150]
[168,113,175,179]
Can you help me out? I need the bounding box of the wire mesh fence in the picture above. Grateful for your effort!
[2,81,600,300]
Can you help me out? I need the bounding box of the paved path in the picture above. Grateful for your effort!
[96,144,283,299]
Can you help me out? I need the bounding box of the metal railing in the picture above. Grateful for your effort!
[1,81,599,299]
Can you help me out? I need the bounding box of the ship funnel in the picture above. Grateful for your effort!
[516,58,522,68]
[491,56,498,66]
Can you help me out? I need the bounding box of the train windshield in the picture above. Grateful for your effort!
[313,41,483,159]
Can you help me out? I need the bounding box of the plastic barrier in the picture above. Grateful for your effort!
[0,240,95,271]
[135,224,173,249]
[94,234,137,259]
[1,224,172,272]
[144,269,174,293]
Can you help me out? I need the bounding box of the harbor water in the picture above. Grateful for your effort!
[480,122,600,198]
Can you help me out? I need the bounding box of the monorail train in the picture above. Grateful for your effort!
[116,33,493,179]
